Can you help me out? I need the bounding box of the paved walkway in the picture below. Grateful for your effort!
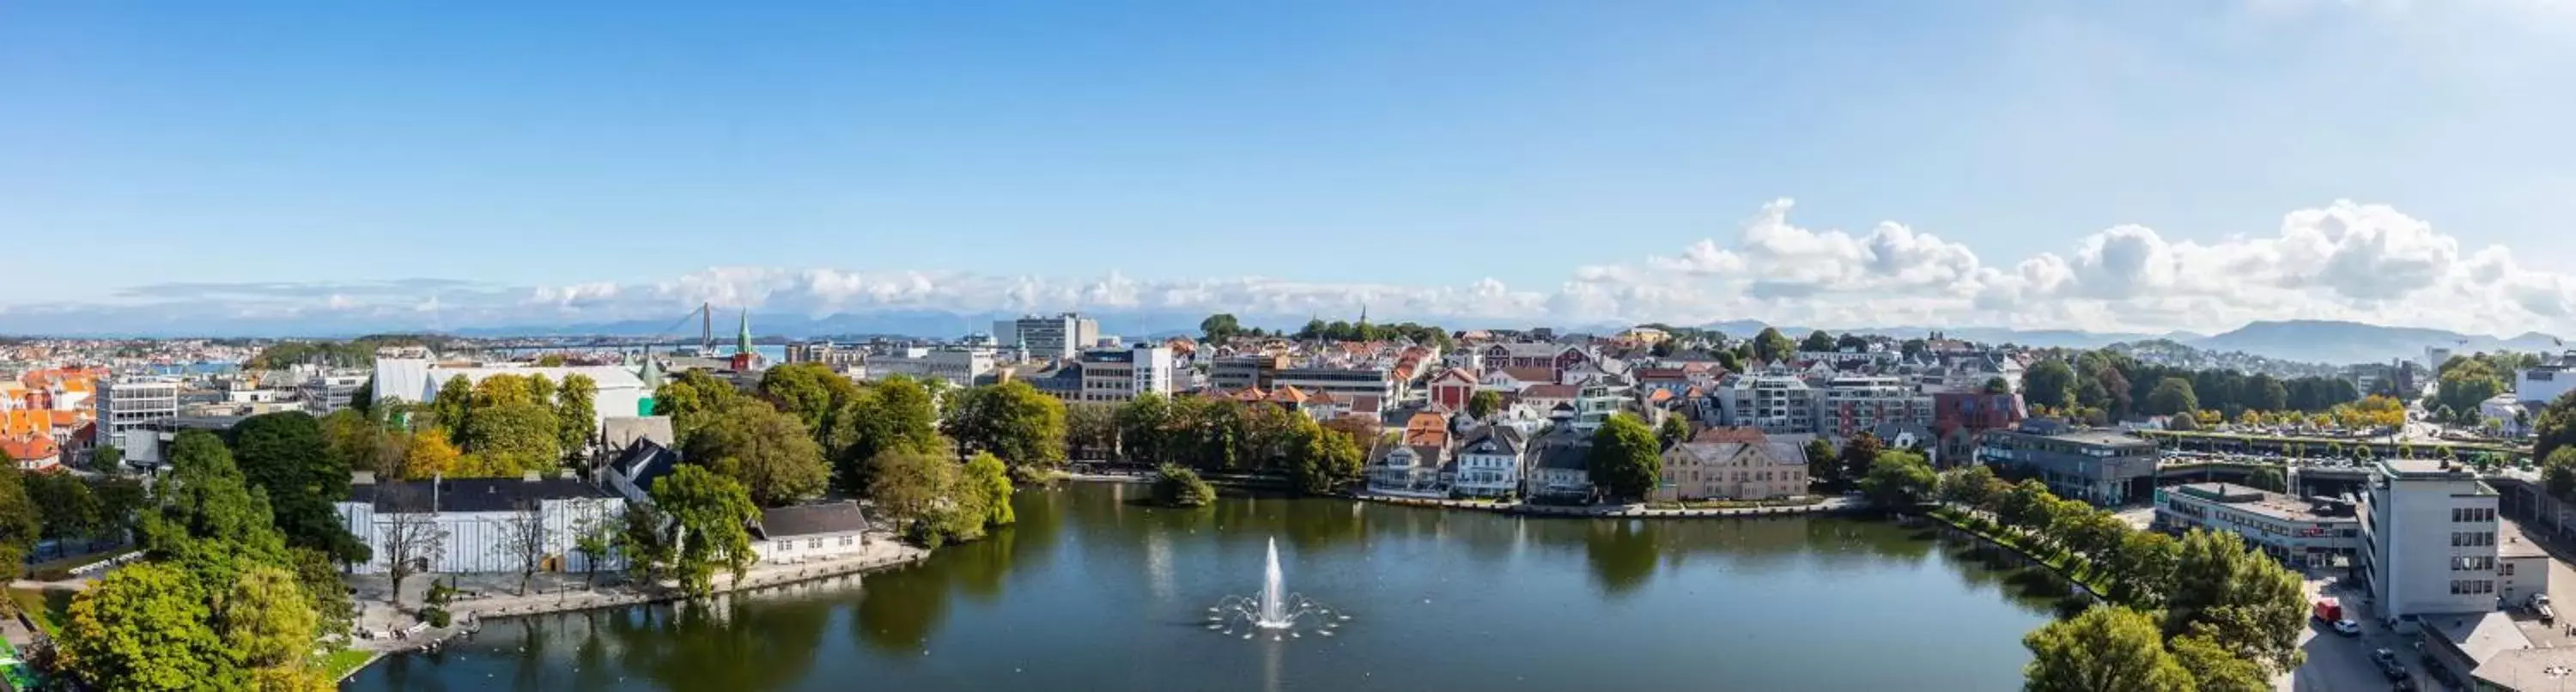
[348,532,927,654]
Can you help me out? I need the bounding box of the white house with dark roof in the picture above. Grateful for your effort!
[1365,440,1449,497]
[752,501,872,564]
[1526,424,1594,501]
[1454,426,1528,498]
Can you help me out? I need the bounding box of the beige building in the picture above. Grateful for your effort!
[1654,434,1810,502]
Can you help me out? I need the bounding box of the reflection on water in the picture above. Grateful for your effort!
[351,483,2053,692]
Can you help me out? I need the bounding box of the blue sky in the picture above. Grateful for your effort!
[4,1,2574,336]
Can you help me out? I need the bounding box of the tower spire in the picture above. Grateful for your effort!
[737,309,754,355]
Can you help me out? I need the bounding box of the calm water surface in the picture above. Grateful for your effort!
[347,483,2057,691]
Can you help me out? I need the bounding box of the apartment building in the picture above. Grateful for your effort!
[1711,372,1820,435]
[2152,483,2359,568]
[2359,458,2502,623]
[1820,376,1934,440]
[1653,434,1810,502]
[866,346,997,387]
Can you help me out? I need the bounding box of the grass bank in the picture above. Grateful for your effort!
[1924,506,2114,599]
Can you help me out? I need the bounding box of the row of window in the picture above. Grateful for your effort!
[2451,555,2496,571]
[2452,507,2497,524]
[2451,580,2496,595]
[772,536,860,552]
[2451,531,2498,547]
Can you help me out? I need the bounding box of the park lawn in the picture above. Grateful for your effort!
[319,647,379,681]
[5,587,76,637]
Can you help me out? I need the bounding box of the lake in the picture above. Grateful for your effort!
[346,483,2058,691]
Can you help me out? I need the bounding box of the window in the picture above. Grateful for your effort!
[775,541,793,552]
[2504,561,2517,576]
[809,538,824,549]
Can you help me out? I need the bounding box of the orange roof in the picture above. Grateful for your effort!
[0,436,57,463]
[1267,385,1309,404]
[1230,386,1268,402]
[2,410,46,439]
[1305,389,1339,405]
[1649,389,1675,404]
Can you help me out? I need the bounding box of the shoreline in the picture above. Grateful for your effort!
[1056,474,1858,519]
[340,543,931,682]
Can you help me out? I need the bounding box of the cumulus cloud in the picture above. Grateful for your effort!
[12,199,2576,337]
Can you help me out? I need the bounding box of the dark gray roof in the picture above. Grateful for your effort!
[612,440,681,493]
[1531,427,1592,470]
[1461,427,1523,456]
[754,502,871,539]
[349,477,612,513]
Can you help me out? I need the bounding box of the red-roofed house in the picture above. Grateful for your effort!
[1426,367,1478,412]
[2,435,59,471]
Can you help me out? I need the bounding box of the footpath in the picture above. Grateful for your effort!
[1358,493,1857,518]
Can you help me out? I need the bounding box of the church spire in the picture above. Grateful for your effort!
[737,309,754,356]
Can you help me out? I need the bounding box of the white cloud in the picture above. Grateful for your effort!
[15,199,2576,337]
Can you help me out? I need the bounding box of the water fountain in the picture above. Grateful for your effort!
[1206,538,1348,640]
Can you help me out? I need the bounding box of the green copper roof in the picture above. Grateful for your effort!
[737,309,754,355]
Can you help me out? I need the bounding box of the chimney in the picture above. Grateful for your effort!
[350,470,376,486]
[522,470,542,483]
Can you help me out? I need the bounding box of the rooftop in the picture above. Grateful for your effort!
[2169,483,2352,523]
[754,501,871,540]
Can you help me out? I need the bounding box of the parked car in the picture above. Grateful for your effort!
[2372,648,2409,681]
[2534,593,2555,623]
[2333,619,2363,636]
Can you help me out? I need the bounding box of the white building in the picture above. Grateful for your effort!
[752,502,872,564]
[1712,371,1820,435]
[2359,458,2501,625]
[1452,427,1528,499]
[334,474,626,575]
[295,371,370,416]
[993,313,1100,361]
[866,346,997,387]
[1365,441,1449,498]
[96,377,180,440]
[1267,365,1397,402]
[372,357,652,431]
[1072,345,1175,403]
[2498,522,2552,608]
[2515,354,2576,405]
[2152,483,2359,568]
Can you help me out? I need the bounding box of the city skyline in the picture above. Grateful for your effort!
[5,2,2574,336]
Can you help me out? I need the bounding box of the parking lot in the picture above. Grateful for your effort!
[2282,574,2428,692]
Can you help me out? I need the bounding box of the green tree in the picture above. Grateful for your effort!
[2020,360,2081,409]
[138,431,289,590]
[2105,529,2181,608]
[686,398,829,507]
[2537,391,2576,467]
[288,547,354,650]
[2144,377,2199,417]
[528,373,557,409]
[1153,464,1215,507]
[1858,449,1937,511]
[228,411,364,561]
[2246,466,2286,493]
[459,401,562,477]
[471,373,538,408]
[1284,418,1364,495]
[432,374,473,436]
[2166,530,2306,672]
[1199,313,1242,343]
[1799,330,1838,353]
[1803,437,1839,486]
[758,363,860,449]
[944,380,1068,471]
[862,448,953,535]
[829,376,941,492]
[650,465,759,597]
[2548,448,2576,501]
[1838,432,1886,486]
[1657,416,1689,446]
[1066,401,1122,462]
[59,562,229,691]
[2168,634,2268,692]
[91,476,148,544]
[1467,390,1503,421]
[27,470,102,542]
[1998,478,2054,532]
[1752,327,1796,363]
[1935,464,1999,508]
[1115,392,1179,465]
[2020,605,2195,692]
[2436,357,2507,417]
[1587,415,1662,502]
[556,373,598,458]
[963,452,1017,528]
[0,465,39,573]
[218,564,320,677]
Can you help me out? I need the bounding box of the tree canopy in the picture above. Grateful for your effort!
[1285,417,1364,495]
[227,411,366,561]
[1587,415,1662,502]
[944,380,1069,471]
[650,465,759,597]
[686,397,829,507]
[2021,606,2196,692]
[1858,449,1936,511]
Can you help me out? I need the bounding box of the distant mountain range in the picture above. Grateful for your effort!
[6,307,2563,367]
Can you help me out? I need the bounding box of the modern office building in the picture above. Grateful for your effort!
[865,346,997,386]
[96,376,181,440]
[993,313,1101,361]
[784,341,867,368]
[2515,351,2576,405]
[1073,345,1175,403]
[295,372,370,416]
[1975,419,2159,506]
[2359,458,2500,624]
[2153,483,2359,568]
